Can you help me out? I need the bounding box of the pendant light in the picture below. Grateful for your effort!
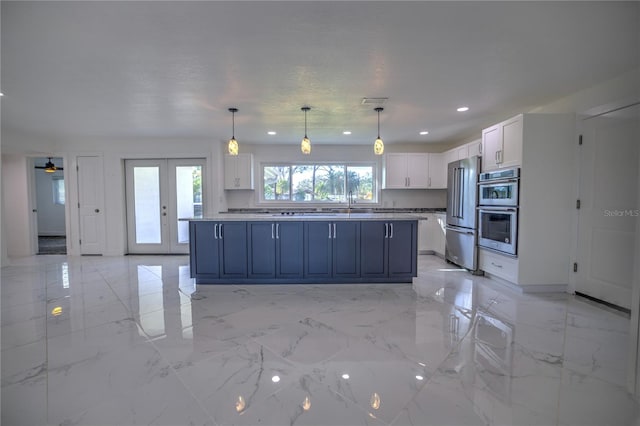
[373,107,384,155]
[301,106,311,155]
[228,108,239,156]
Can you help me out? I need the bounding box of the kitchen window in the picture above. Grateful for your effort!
[262,163,377,203]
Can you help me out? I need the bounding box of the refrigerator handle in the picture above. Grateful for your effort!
[459,168,464,217]
[452,167,459,218]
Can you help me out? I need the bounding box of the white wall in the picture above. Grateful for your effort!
[1,155,32,258]
[1,156,8,267]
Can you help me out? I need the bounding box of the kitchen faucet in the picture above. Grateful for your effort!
[348,190,354,214]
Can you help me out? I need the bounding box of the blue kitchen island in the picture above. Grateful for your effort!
[188,213,419,284]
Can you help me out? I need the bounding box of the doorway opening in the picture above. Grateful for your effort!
[33,157,67,254]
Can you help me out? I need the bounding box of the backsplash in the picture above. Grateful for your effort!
[224,188,447,211]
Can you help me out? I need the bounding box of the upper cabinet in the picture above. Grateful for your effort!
[442,139,482,169]
[482,115,523,171]
[383,153,430,189]
[224,154,254,190]
[427,153,447,189]
[467,139,483,158]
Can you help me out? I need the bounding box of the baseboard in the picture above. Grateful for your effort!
[483,272,568,294]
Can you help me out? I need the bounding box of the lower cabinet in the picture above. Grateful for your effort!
[304,221,360,279]
[190,219,416,284]
[247,222,304,279]
[361,221,417,279]
[189,221,247,281]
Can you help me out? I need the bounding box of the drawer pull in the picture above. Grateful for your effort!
[491,262,503,268]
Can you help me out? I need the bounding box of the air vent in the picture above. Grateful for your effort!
[361,97,388,105]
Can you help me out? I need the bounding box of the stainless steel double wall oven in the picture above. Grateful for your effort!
[477,167,520,256]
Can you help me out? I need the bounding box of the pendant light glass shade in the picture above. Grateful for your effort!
[228,108,239,156]
[373,107,384,155]
[301,107,311,155]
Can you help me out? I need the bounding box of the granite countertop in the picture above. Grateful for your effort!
[184,208,447,221]
[185,212,426,221]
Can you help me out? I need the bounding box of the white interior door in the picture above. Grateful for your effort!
[125,159,205,254]
[78,156,106,255]
[576,103,640,309]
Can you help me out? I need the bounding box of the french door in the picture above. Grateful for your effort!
[125,159,205,254]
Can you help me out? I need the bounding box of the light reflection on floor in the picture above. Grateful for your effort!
[1,254,638,425]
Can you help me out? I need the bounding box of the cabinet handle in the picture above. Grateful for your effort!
[276,223,280,239]
[214,224,218,239]
[271,223,275,239]
[491,262,503,268]
[333,223,336,239]
[384,223,388,238]
[390,223,394,238]
[219,224,223,240]
[328,223,332,239]
[478,142,482,154]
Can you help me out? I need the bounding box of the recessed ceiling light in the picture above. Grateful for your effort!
[419,131,429,135]
[267,131,276,135]
[457,106,469,112]
[0,92,4,97]
[343,131,352,135]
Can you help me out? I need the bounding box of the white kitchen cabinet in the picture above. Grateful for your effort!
[383,153,429,189]
[479,248,519,283]
[467,139,482,158]
[482,114,523,171]
[433,213,446,256]
[418,214,446,256]
[427,153,447,189]
[444,149,458,168]
[478,113,575,292]
[456,145,468,160]
[224,154,254,190]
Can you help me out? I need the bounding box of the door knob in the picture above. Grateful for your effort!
[94,209,100,213]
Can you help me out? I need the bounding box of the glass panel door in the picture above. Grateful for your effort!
[126,159,206,254]
[169,160,205,253]
[133,166,162,244]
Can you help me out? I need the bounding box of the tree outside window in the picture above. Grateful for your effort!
[262,163,375,203]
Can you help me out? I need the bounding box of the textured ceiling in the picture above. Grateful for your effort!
[2,1,638,147]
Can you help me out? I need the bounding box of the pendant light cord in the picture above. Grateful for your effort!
[304,108,308,138]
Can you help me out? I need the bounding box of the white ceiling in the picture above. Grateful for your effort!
[2,1,638,148]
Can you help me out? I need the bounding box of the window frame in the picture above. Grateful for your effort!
[52,176,65,205]
[259,161,379,205]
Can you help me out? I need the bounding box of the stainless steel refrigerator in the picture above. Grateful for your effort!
[445,156,481,271]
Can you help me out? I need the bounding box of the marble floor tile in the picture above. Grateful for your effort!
[2,254,640,425]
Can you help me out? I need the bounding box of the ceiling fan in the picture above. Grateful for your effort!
[35,157,64,173]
